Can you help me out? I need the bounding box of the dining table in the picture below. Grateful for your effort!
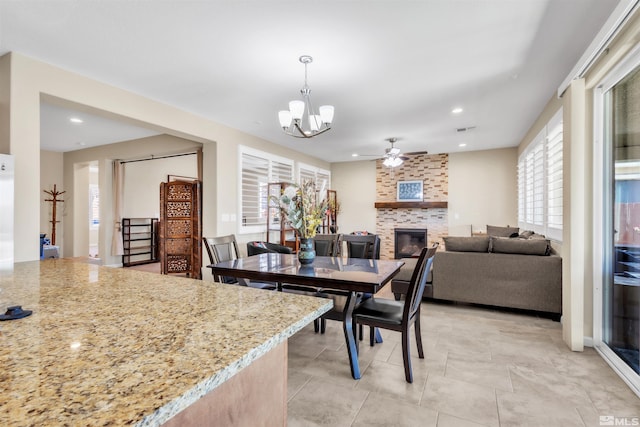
[209,253,404,379]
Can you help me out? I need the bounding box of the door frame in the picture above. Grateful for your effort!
[593,42,640,397]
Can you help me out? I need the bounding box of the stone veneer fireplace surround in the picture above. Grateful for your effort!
[375,153,448,260]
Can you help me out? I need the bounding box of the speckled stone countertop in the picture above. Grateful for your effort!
[0,259,332,426]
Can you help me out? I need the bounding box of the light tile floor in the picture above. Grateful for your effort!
[287,298,640,427]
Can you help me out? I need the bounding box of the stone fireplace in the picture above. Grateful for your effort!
[394,228,428,258]
[375,153,448,259]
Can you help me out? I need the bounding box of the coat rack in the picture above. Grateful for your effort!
[44,184,65,245]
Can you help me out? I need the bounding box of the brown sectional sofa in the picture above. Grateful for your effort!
[391,227,562,319]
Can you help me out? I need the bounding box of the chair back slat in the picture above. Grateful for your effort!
[404,243,438,321]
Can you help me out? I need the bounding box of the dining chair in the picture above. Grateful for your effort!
[342,234,380,260]
[203,235,276,290]
[317,233,381,335]
[246,241,293,256]
[352,242,438,383]
[313,233,342,257]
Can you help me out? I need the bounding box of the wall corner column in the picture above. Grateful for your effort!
[562,78,587,351]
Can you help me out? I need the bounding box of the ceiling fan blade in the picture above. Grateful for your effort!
[404,150,429,155]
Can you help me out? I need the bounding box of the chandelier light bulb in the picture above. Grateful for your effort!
[289,100,305,120]
[319,105,334,124]
[278,110,293,128]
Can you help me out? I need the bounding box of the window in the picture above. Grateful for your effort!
[239,146,293,233]
[298,163,331,191]
[518,108,563,241]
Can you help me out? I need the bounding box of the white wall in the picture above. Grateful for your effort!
[448,148,518,234]
[123,154,198,218]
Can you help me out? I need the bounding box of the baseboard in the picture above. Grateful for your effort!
[104,263,123,268]
[583,336,594,347]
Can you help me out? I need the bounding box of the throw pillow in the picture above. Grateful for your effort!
[443,236,490,252]
[489,236,550,256]
[519,230,535,239]
[486,225,520,237]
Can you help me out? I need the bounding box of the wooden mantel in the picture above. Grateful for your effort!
[374,201,448,209]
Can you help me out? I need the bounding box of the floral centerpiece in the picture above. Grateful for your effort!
[273,179,328,264]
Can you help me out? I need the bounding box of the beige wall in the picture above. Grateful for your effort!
[123,154,198,218]
[330,160,377,235]
[0,54,10,154]
[329,148,518,247]
[40,150,64,252]
[73,162,90,257]
[448,148,518,235]
[3,52,328,263]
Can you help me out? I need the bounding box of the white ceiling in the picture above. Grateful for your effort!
[0,1,621,162]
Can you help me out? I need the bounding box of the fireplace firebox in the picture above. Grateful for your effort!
[394,228,428,259]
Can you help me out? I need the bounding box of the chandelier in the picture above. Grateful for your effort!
[278,55,334,138]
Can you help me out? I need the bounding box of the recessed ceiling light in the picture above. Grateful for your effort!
[76,142,86,146]
[352,153,359,157]
[69,117,83,124]
[452,107,463,114]
[458,143,467,147]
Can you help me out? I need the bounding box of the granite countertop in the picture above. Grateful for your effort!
[0,259,332,426]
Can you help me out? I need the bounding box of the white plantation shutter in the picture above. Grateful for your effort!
[299,166,315,185]
[316,169,331,192]
[241,152,269,228]
[272,159,294,183]
[298,163,331,190]
[517,108,563,241]
[533,141,545,229]
[240,147,294,233]
[546,110,563,241]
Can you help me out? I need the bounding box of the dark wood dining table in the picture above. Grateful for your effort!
[209,253,404,379]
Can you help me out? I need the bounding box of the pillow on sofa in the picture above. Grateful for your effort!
[443,236,490,252]
[486,225,520,237]
[490,236,550,256]
[519,230,535,239]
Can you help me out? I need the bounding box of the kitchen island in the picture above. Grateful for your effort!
[0,259,331,426]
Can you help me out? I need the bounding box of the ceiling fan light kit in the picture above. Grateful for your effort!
[382,137,405,168]
[278,55,334,139]
[359,137,429,168]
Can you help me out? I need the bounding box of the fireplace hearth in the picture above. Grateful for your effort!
[394,228,428,259]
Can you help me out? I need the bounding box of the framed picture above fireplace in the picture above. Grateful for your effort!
[397,180,423,201]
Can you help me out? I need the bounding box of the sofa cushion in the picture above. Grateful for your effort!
[486,225,520,237]
[443,236,490,252]
[490,236,550,256]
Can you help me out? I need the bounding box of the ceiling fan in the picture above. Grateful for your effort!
[360,138,429,168]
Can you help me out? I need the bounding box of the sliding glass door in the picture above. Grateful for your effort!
[595,46,640,394]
